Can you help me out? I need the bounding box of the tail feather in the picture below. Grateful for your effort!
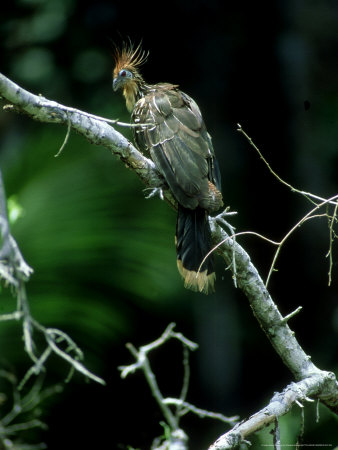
[175,205,216,294]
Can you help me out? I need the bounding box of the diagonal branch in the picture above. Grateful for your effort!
[0,72,176,210]
[210,219,338,412]
[209,373,335,450]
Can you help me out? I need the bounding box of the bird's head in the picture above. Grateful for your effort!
[112,67,135,92]
[112,41,148,111]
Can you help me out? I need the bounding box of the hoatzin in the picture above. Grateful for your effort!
[113,42,223,294]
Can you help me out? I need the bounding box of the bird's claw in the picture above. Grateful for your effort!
[144,187,164,201]
[215,207,237,230]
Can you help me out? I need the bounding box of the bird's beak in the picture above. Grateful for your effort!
[112,77,121,92]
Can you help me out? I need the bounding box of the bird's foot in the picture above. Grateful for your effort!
[143,187,164,201]
[215,207,237,232]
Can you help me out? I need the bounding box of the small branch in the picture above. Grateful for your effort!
[0,166,105,388]
[273,418,281,450]
[19,319,106,388]
[209,218,338,415]
[209,372,336,449]
[0,371,62,448]
[237,123,338,287]
[326,199,338,286]
[237,123,338,207]
[119,323,193,432]
[54,112,71,157]
[266,200,338,287]
[120,340,185,449]
[163,398,238,426]
[119,324,236,448]
[177,346,190,416]
[280,306,302,325]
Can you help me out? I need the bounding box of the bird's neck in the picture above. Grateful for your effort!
[123,80,150,112]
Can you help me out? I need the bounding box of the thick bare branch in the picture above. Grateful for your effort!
[209,372,336,449]
[210,219,338,410]
[0,72,176,209]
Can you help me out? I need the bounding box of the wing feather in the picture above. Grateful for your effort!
[132,84,222,211]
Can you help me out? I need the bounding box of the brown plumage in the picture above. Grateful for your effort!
[113,42,223,294]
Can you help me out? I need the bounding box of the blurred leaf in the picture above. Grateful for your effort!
[7,195,24,225]
[0,122,182,374]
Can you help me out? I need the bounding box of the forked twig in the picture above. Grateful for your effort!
[119,323,238,448]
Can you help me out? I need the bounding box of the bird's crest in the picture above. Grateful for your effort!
[113,40,148,78]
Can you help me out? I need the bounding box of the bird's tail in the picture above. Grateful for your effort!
[175,205,216,294]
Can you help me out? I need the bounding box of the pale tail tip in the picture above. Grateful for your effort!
[177,260,216,295]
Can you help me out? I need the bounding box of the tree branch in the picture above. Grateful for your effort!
[209,373,335,450]
[1,72,337,447]
[0,163,105,387]
[119,323,238,449]
[0,72,176,210]
[210,219,338,412]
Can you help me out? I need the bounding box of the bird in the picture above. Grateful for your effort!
[112,41,223,294]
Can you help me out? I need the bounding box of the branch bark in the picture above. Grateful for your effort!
[209,372,336,449]
[1,72,337,447]
[0,73,176,210]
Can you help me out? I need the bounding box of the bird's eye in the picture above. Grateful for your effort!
[120,70,127,77]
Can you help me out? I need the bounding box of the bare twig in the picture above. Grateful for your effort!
[237,123,338,207]
[326,199,338,286]
[273,418,281,450]
[265,201,337,287]
[237,123,338,286]
[0,167,105,388]
[119,324,237,449]
[209,218,338,411]
[0,371,62,449]
[163,398,238,426]
[54,111,71,157]
[280,306,303,325]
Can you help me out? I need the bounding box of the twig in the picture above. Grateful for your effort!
[273,418,281,450]
[237,124,338,286]
[0,372,61,448]
[0,166,105,388]
[237,123,338,207]
[163,398,238,426]
[176,346,190,416]
[280,306,302,324]
[209,218,338,413]
[326,199,338,286]
[119,323,193,432]
[266,205,336,287]
[119,324,236,448]
[54,112,71,157]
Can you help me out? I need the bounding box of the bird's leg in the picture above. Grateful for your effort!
[215,207,237,233]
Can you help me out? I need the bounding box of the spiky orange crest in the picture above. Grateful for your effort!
[113,41,148,79]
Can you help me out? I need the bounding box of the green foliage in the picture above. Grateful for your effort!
[0,121,183,376]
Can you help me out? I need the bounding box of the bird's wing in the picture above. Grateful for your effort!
[133,85,221,211]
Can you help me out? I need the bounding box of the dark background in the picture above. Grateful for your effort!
[0,0,337,448]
